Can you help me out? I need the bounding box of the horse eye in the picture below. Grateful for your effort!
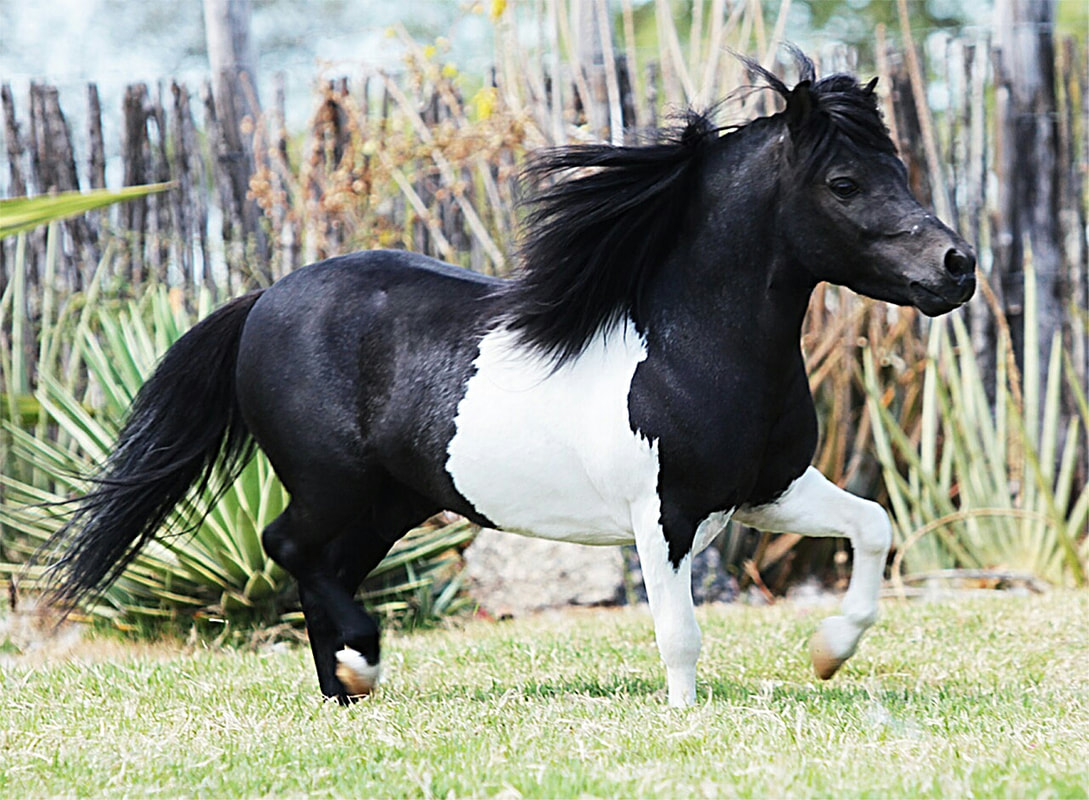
[828,177,860,198]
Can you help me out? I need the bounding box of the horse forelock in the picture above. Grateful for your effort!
[743,50,896,175]
[803,74,896,164]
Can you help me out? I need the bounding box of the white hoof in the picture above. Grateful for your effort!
[335,646,381,697]
[809,616,860,680]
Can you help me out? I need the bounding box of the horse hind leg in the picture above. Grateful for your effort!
[261,502,390,703]
[299,576,384,701]
[295,539,389,702]
[264,482,439,703]
[735,466,892,680]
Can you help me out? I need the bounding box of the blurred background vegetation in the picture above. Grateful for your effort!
[1,0,1086,631]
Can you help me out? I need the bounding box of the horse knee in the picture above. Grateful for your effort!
[837,500,890,632]
[849,500,892,557]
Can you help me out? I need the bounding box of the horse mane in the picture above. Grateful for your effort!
[503,49,894,366]
[501,108,720,366]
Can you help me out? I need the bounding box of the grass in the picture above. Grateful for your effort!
[2,592,1087,798]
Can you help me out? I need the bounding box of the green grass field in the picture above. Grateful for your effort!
[3,591,1087,798]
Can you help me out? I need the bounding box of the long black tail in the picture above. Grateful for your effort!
[43,290,265,610]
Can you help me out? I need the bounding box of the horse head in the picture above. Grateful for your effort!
[764,55,976,315]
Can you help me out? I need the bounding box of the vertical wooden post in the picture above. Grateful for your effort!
[1,84,27,293]
[1056,37,1087,408]
[86,84,106,191]
[122,83,150,287]
[273,71,300,278]
[202,80,243,288]
[575,0,608,138]
[83,83,109,288]
[147,84,172,284]
[644,62,659,131]
[169,82,196,289]
[616,55,637,142]
[994,0,1065,399]
[3,84,27,198]
[964,39,997,400]
[30,83,95,290]
[203,0,268,282]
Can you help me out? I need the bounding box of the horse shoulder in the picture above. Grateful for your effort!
[628,341,816,535]
[743,355,819,507]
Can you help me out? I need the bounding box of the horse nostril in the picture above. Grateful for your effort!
[945,248,976,278]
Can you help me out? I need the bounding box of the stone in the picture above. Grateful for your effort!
[463,528,739,617]
[463,529,626,617]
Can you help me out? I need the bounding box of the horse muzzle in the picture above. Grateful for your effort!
[909,246,976,316]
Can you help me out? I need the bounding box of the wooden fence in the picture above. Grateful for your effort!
[1,31,1086,398]
[1,21,1086,591]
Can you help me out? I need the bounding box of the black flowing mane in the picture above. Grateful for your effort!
[503,108,720,365]
[503,50,896,366]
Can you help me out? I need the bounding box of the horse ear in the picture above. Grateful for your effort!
[785,80,813,132]
[863,76,879,95]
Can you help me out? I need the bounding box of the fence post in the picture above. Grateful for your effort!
[122,83,150,287]
[1,84,27,292]
[994,0,1065,399]
[203,0,269,283]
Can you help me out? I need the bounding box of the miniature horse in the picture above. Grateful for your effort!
[46,55,974,706]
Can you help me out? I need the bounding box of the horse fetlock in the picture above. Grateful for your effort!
[665,664,697,707]
[334,646,381,697]
[842,601,879,630]
[809,615,862,680]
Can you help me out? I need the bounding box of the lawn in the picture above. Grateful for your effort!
[2,591,1087,798]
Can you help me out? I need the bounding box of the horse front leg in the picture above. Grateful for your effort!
[634,502,700,707]
[736,466,892,679]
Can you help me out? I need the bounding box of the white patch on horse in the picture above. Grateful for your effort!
[334,646,381,697]
[448,319,740,706]
[446,319,659,546]
[632,498,701,707]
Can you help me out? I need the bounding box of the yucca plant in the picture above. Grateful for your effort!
[0,282,474,627]
[864,269,1088,588]
[0,184,174,240]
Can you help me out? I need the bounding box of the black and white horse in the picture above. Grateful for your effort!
[47,55,974,706]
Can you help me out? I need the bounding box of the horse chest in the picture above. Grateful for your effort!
[445,323,659,545]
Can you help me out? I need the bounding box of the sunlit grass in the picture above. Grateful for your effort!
[2,591,1087,797]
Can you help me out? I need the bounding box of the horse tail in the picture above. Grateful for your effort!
[43,290,265,611]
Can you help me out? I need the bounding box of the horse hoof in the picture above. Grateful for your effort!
[809,629,846,680]
[335,646,381,697]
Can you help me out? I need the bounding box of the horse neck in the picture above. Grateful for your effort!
[646,130,815,364]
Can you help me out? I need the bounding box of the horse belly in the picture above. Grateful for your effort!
[445,324,658,546]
